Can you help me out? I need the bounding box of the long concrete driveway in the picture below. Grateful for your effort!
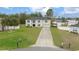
[14,27,66,51]
[32,27,54,47]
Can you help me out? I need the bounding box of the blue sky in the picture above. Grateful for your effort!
[0,7,79,18]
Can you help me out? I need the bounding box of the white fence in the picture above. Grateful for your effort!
[57,26,70,31]
[57,26,79,34]
[0,26,20,31]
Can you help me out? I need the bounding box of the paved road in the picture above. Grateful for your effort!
[14,47,66,51]
[14,27,66,51]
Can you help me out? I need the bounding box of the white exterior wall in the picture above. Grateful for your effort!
[42,20,51,27]
[57,22,65,26]
[35,20,42,27]
[53,21,66,27]
[67,20,78,25]
[25,20,32,26]
[26,19,51,27]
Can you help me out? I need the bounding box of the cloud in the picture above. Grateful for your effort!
[59,7,79,17]
[64,7,79,14]
[3,7,10,9]
[31,7,50,16]
[31,7,44,12]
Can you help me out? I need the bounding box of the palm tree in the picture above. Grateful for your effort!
[46,8,53,18]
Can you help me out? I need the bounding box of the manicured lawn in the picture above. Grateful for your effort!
[51,27,63,47]
[0,25,41,50]
[51,27,79,51]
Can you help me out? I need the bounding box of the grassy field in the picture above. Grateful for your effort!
[0,25,41,50]
[51,27,79,51]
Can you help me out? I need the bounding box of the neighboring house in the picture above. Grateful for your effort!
[69,24,79,34]
[67,20,79,26]
[53,19,79,34]
[57,22,79,34]
[52,19,66,27]
[25,17,51,27]
[52,19,79,26]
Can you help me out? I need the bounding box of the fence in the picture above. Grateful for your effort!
[0,26,20,31]
[57,26,79,34]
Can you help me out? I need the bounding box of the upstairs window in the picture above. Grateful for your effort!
[45,20,48,23]
[27,20,30,23]
[38,20,40,23]
[32,20,35,23]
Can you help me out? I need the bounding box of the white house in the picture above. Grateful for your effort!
[52,19,79,34]
[52,20,66,27]
[25,18,51,27]
[67,20,79,26]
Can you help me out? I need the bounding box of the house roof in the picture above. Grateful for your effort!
[26,17,51,20]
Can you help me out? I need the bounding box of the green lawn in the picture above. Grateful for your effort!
[51,27,63,47]
[0,25,41,50]
[51,27,79,51]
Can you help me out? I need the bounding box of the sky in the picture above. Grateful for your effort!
[0,7,79,18]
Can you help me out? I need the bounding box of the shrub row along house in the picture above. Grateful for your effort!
[25,17,51,27]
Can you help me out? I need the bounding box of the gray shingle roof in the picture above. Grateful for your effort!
[26,17,51,20]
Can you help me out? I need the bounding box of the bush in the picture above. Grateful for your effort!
[26,25,32,28]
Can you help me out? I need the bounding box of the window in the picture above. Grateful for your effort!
[27,20,30,23]
[45,20,48,23]
[32,20,35,23]
[38,20,40,23]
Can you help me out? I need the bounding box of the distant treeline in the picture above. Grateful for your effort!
[0,12,43,24]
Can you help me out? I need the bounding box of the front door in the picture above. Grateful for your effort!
[33,24,35,27]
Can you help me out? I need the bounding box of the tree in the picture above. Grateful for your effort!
[30,12,42,18]
[76,18,79,20]
[0,14,7,18]
[38,12,42,17]
[10,17,19,30]
[46,8,53,17]
[19,13,27,24]
[61,17,66,22]
[1,18,7,31]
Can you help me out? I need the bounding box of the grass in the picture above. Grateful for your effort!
[0,25,41,50]
[51,27,79,51]
[51,27,63,47]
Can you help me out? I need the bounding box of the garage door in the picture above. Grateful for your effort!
[43,24,50,27]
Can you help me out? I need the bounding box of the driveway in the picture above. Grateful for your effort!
[14,27,66,51]
[32,27,54,47]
